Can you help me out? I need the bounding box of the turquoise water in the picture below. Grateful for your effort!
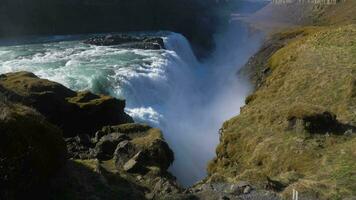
[0,33,196,124]
[0,27,264,186]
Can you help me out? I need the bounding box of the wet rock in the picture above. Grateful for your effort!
[0,72,133,137]
[84,34,165,50]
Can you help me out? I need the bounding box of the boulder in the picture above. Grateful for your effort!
[103,123,174,170]
[93,133,130,160]
[123,152,148,174]
[114,140,137,167]
[141,139,174,170]
[84,34,165,50]
[0,72,133,137]
[0,101,66,199]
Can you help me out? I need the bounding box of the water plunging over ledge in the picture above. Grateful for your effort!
[0,21,264,186]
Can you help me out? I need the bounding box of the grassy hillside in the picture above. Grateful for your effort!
[208,1,356,199]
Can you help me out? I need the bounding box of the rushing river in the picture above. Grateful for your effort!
[0,21,264,186]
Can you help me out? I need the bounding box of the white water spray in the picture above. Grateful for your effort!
[0,19,265,186]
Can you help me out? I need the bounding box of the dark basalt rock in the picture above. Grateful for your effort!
[65,134,94,159]
[123,152,149,174]
[141,139,174,171]
[63,123,174,170]
[114,140,137,167]
[84,34,165,50]
[0,72,133,137]
[93,133,130,160]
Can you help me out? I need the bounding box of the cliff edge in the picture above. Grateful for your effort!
[208,1,356,199]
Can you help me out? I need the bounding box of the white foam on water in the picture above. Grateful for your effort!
[0,29,264,186]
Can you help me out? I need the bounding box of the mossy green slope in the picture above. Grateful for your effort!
[208,2,356,199]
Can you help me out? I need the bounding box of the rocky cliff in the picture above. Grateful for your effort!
[0,72,177,200]
[0,72,133,137]
[0,71,280,200]
[208,1,356,199]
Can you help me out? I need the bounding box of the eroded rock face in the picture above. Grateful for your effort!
[114,140,137,166]
[65,134,94,159]
[123,152,149,174]
[65,123,174,172]
[84,34,165,50]
[0,101,66,199]
[0,72,133,137]
[94,133,130,160]
[63,123,180,198]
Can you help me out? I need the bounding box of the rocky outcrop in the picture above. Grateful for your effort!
[62,123,180,199]
[65,123,174,171]
[84,34,165,50]
[0,101,66,199]
[0,72,133,137]
[0,71,182,199]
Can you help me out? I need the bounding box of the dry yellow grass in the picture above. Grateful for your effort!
[208,23,356,200]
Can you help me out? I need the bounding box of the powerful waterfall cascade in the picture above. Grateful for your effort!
[0,26,264,185]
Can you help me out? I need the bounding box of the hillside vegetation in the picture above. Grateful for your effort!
[208,1,356,199]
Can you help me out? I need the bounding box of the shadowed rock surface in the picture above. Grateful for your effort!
[0,101,67,200]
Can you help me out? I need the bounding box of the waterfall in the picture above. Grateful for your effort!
[0,24,265,186]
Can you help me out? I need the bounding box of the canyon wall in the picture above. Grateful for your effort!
[208,1,356,199]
